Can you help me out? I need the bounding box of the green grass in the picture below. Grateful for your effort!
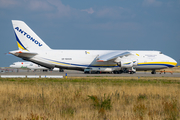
[0,77,180,84]
[2,77,178,89]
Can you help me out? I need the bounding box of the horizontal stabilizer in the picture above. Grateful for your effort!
[9,50,37,58]
[97,51,131,62]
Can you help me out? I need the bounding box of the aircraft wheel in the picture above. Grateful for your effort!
[119,70,123,74]
[114,71,120,74]
[59,69,64,72]
[43,70,48,72]
[96,71,100,74]
[151,70,156,74]
[129,71,134,74]
[113,71,117,74]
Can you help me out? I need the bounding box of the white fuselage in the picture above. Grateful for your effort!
[22,49,176,71]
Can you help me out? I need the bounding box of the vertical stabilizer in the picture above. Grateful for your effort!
[12,20,51,51]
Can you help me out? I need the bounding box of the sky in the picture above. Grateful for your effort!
[0,0,180,67]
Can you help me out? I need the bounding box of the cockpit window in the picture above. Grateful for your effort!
[30,64,33,66]
[159,52,162,54]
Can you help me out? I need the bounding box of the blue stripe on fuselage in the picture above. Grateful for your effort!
[138,64,174,68]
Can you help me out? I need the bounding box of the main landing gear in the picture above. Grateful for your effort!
[59,68,64,72]
[113,69,136,74]
[151,70,156,74]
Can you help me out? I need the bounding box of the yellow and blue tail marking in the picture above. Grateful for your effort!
[14,31,27,50]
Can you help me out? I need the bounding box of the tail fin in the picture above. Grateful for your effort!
[12,20,51,51]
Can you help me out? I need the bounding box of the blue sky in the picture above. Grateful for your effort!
[0,0,180,67]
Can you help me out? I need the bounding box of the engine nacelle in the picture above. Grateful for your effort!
[118,60,138,68]
[118,61,133,68]
[132,60,138,66]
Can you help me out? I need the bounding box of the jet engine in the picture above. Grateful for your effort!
[118,61,133,68]
[132,60,138,66]
[118,60,138,68]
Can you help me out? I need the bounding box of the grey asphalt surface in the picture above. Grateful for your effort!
[1,69,180,77]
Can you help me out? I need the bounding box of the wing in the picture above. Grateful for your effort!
[97,51,131,62]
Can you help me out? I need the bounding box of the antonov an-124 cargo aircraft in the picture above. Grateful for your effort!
[9,20,177,74]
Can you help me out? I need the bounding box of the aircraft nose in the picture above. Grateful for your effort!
[170,58,177,67]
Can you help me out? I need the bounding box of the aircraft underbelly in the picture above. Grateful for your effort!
[136,65,167,70]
